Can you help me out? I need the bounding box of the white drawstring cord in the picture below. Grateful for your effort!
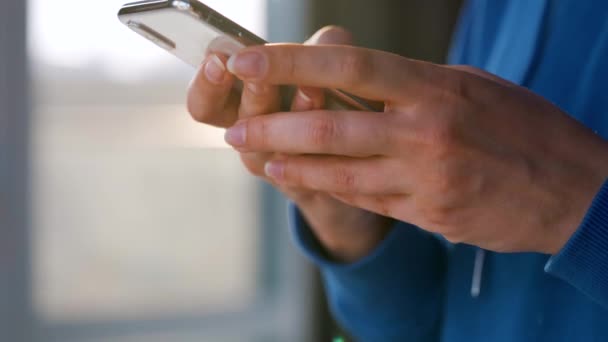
[471,249,486,298]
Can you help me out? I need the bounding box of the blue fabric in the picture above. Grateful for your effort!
[290,209,446,340]
[546,180,608,307]
[290,0,608,341]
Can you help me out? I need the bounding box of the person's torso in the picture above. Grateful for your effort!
[443,1,608,341]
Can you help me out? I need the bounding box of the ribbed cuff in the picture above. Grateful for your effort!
[545,179,608,308]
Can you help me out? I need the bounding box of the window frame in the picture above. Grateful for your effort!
[0,1,34,341]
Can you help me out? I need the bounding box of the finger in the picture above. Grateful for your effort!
[239,82,281,118]
[226,44,449,103]
[187,54,240,128]
[306,25,354,45]
[279,184,319,204]
[291,87,324,111]
[225,110,396,157]
[239,152,269,177]
[239,153,319,205]
[238,27,355,177]
[236,75,282,185]
[294,27,353,112]
[238,81,281,185]
[263,155,410,194]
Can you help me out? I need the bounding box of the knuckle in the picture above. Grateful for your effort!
[445,71,468,98]
[307,116,337,147]
[282,48,298,81]
[427,67,469,102]
[426,118,460,155]
[339,50,374,85]
[246,118,270,149]
[284,159,305,187]
[332,166,357,192]
[380,117,400,149]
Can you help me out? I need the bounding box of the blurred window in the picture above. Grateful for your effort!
[26,0,310,341]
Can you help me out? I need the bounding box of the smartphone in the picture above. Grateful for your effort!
[117,0,377,111]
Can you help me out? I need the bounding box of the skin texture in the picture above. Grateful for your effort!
[188,27,392,262]
[219,38,608,255]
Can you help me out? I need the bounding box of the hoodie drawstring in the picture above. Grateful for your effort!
[471,248,486,298]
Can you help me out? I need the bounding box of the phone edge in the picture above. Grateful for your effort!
[117,0,379,112]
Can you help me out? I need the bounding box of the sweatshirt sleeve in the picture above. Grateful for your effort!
[545,179,608,309]
[289,204,447,341]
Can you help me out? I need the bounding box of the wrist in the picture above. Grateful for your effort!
[546,142,608,255]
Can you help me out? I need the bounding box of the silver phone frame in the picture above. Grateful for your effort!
[119,0,266,47]
[118,0,378,112]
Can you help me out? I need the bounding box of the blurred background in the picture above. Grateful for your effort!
[0,0,461,341]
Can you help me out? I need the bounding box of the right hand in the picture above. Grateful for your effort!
[187,26,393,262]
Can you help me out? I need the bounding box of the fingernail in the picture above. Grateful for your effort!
[293,89,314,111]
[265,160,285,181]
[225,122,246,146]
[246,82,266,95]
[205,55,226,84]
[227,51,267,79]
[298,89,312,103]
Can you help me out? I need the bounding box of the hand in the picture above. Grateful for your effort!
[187,27,393,262]
[223,44,608,254]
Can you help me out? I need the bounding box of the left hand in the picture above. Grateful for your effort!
[223,44,608,254]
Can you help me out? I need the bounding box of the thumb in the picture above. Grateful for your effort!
[305,25,354,46]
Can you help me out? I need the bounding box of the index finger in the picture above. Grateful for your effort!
[226,44,449,103]
[224,110,396,157]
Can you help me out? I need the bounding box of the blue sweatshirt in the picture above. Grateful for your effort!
[290,1,608,341]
